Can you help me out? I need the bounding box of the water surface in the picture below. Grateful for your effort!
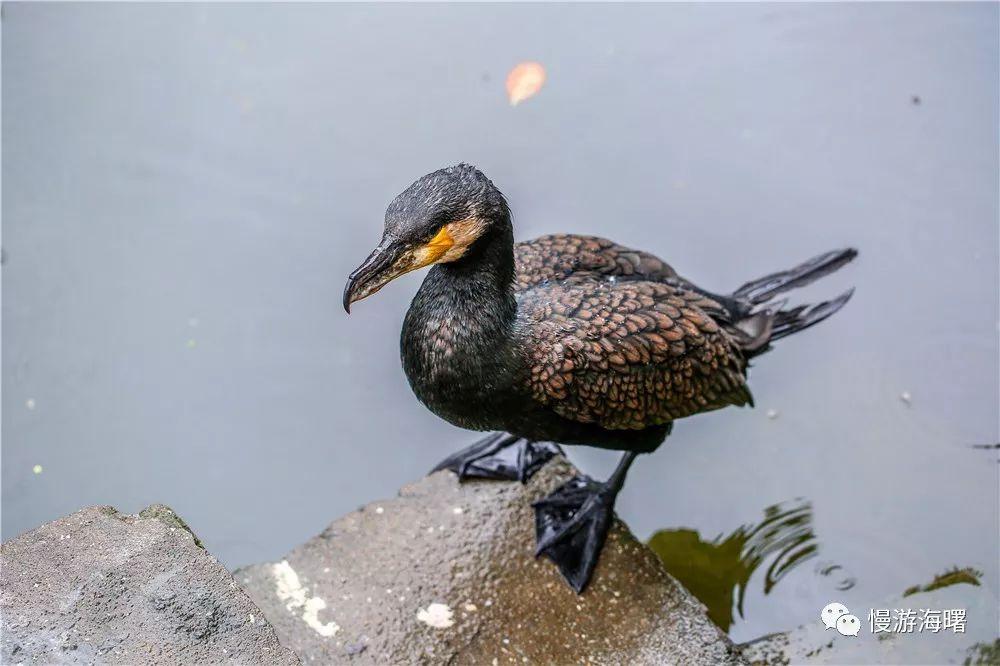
[3,3,997,645]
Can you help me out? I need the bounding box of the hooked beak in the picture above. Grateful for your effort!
[343,226,458,314]
[343,237,405,313]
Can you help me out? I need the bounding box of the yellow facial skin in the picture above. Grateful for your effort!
[344,218,488,310]
[412,225,456,266]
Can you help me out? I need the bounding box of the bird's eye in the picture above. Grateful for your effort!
[421,221,444,241]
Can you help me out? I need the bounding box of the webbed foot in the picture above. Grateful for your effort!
[532,451,639,593]
[430,432,561,482]
[532,475,617,593]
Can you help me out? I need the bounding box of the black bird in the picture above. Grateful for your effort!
[344,164,857,593]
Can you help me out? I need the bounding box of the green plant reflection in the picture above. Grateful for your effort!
[903,566,983,597]
[648,500,836,632]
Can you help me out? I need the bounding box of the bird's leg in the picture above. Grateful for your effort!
[430,432,562,483]
[533,451,639,593]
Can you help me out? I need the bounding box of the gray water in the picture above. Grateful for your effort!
[3,3,997,645]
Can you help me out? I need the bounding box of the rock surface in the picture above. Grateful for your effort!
[0,505,299,665]
[237,456,745,665]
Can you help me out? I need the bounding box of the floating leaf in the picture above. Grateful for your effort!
[505,61,546,106]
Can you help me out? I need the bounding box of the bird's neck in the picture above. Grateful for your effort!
[431,221,516,316]
[413,221,518,345]
[402,219,519,425]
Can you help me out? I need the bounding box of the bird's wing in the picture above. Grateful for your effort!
[514,234,679,291]
[518,276,752,430]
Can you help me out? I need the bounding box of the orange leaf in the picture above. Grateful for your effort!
[505,62,546,106]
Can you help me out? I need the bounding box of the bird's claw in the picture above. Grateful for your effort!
[431,434,561,483]
[532,475,617,593]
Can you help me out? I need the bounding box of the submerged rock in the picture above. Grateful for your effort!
[736,578,998,665]
[0,505,298,665]
[237,456,744,665]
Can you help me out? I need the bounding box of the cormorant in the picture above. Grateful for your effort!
[344,164,857,593]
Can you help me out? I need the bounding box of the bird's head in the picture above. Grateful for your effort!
[343,164,508,313]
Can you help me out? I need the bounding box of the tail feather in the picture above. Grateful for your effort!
[734,248,858,305]
[768,288,855,342]
[730,248,858,357]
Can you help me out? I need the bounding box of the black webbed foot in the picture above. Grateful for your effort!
[430,432,561,482]
[532,475,618,593]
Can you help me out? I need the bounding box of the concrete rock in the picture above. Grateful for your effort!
[0,505,299,665]
[237,456,744,665]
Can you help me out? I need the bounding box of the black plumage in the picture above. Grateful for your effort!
[344,164,857,592]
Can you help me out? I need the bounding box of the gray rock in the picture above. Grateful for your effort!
[237,456,744,665]
[0,504,299,665]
